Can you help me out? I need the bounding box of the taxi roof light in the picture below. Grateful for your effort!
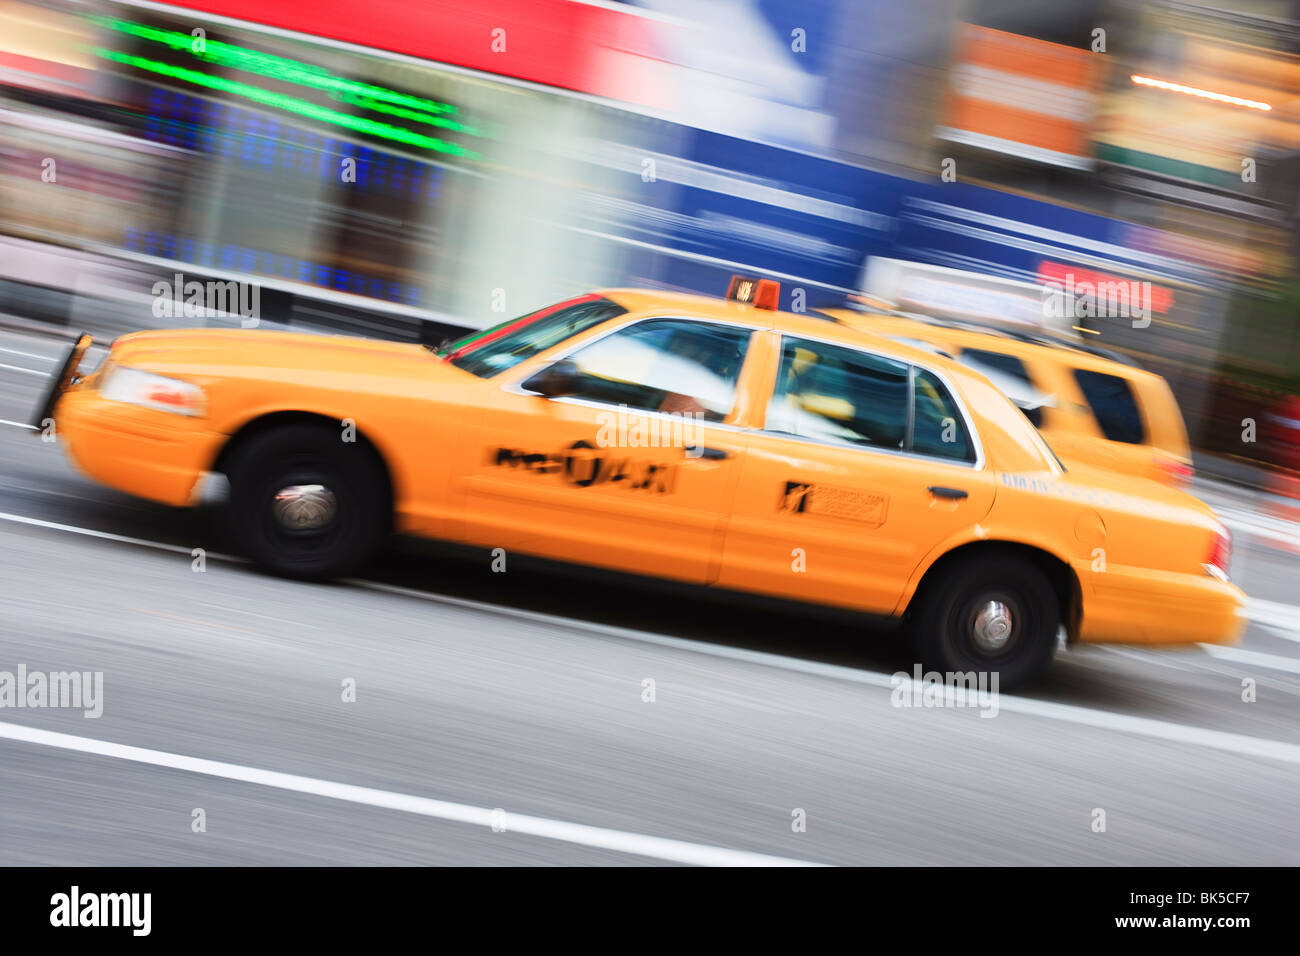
[726,275,780,311]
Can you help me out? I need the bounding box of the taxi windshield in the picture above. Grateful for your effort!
[439,296,627,377]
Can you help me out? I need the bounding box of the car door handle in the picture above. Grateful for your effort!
[686,446,729,460]
[927,485,968,500]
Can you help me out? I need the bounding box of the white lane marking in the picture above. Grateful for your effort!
[1259,624,1300,644]
[1247,598,1300,642]
[0,418,36,431]
[1096,644,1207,675]
[3,509,1300,767]
[0,347,55,363]
[0,720,822,866]
[1222,513,1299,541]
[1193,476,1258,499]
[1216,506,1300,549]
[1098,645,1300,696]
[1200,644,1300,675]
[0,510,224,557]
[0,362,47,377]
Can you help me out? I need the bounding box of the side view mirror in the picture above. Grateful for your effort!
[522,359,580,398]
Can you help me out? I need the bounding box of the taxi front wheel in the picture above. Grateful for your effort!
[220,424,390,580]
[909,554,1059,690]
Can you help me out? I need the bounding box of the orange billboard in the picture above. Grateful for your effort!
[938,24,1103,169]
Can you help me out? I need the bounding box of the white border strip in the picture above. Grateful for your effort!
[935,126,1095,171]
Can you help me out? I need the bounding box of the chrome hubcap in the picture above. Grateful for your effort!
[971,600,1014,654]
[272,484,336,530]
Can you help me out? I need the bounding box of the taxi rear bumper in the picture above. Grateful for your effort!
[1078,563,1247,646]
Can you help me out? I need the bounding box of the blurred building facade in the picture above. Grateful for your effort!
[0,0,1296,461]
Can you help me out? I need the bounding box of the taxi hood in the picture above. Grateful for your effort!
[106,328,470,383]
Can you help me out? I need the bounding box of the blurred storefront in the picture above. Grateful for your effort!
[901,0,1300,461]
[0,0,1296,463]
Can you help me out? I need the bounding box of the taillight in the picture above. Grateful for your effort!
[1158,457,1194,486]
[1206,525,1232,579]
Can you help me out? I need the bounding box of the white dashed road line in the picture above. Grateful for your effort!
[1200,644,1300,675]
[0,362,47,376]
[1246,598,1300,643]
[0,720,822,867]
[0,346,55,363]
[0,510,211,556]
[1216,506,1300,552]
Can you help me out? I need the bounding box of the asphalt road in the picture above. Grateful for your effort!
[0,325,1297,865]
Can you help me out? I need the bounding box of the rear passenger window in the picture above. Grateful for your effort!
[1073,369,1145,444]
[766,338,976,463]
[767,338,909,449]
[911,368,975,462]
[957,348,1045,428]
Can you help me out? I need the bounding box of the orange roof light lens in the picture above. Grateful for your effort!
[1130,74,1272,111]
[726,275,780,310]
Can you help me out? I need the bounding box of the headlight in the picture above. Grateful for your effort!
[99,366,207,417]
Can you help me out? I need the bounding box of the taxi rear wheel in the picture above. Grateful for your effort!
[221,424,390,580]
[909,554,1058,690]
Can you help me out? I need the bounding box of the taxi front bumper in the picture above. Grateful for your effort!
[45,359,224,508]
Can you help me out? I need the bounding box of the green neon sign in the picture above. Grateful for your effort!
[341,93,479,136]
[95,48,481,158]
[96,17,473,124]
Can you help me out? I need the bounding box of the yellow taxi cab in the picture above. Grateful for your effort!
[34,278,1244,687]
[821,303,1194,487]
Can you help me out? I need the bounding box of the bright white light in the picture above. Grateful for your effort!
[1130,74,1272,111]
[100,366,207,416]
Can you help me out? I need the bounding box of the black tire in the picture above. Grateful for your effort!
[220,423,390,580]
[908,554,1059,690]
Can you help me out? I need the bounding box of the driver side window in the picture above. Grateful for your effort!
[553,319,752,422]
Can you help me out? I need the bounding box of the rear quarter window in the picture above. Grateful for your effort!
[956,348,1045,428]
[1073,368,1145,444]
[911,368,975,462]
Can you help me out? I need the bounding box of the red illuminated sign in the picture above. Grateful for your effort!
[1037,262,1174,314]
[164,0,659,98]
